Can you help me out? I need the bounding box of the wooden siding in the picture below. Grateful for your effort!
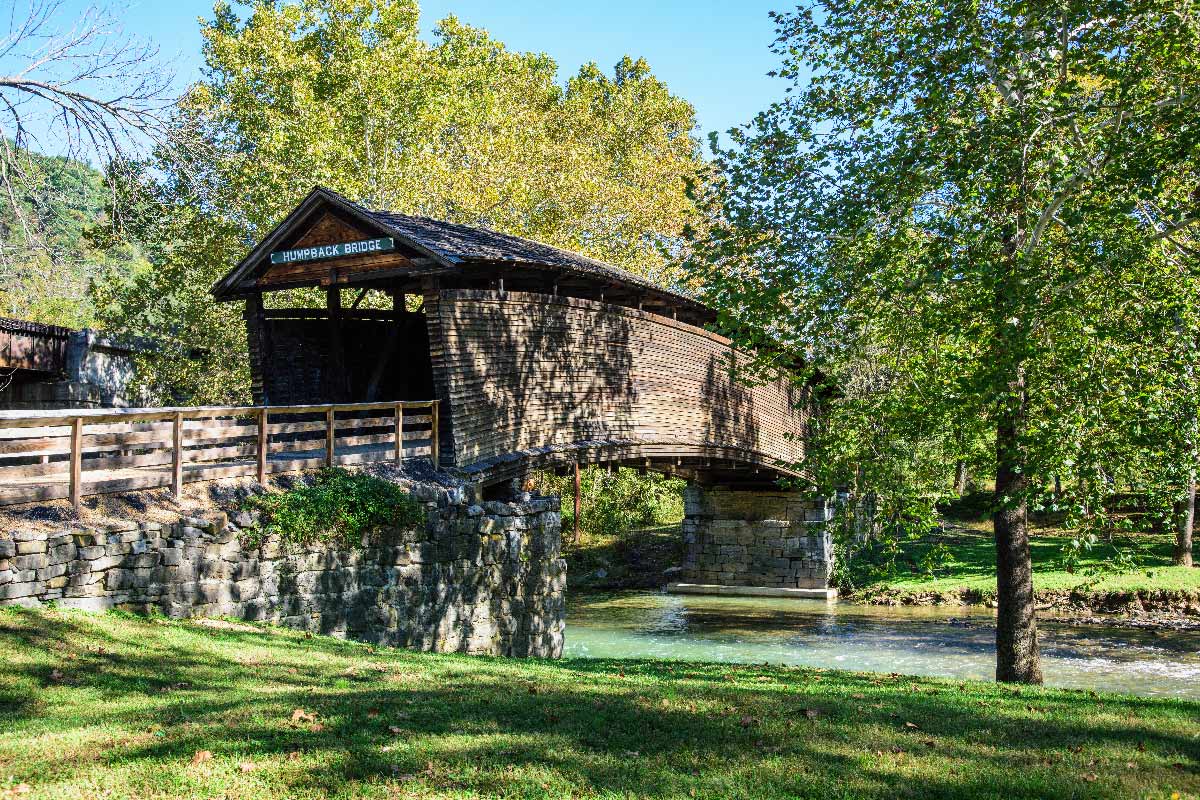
[256,211,416,287]
[0,319,70,374]
[428,290,810,475]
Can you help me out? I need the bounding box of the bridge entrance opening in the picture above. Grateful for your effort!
[250,289,434,407]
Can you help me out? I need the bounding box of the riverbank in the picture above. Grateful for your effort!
[2,607,1197,799]
[843,518,1200,624]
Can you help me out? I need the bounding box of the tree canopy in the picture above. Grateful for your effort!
[99,0,707,402]
[689,1,1200,682]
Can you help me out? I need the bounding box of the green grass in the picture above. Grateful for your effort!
[845,499,1200,604]
[1,608,1197,799]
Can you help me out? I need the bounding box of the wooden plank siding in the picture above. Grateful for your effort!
[427,290,812,479]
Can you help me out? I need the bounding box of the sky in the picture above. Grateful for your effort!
[59,0,788,144]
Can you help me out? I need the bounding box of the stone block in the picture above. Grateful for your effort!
[0,581,43,600]
[16,540,47,555]
[0,540,13,559]
[14,554,47,571]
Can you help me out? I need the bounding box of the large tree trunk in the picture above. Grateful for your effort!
[993,369,1043,684]
[1175,474,1195,568]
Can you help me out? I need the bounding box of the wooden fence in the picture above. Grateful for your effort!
[0,400,439,509]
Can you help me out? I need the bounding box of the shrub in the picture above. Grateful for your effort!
[241,468,424,548]
[535,466,686,540]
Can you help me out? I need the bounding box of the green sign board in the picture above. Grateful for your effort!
[270,237,395,265]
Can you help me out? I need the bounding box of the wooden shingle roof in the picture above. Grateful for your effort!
[366,209,671,297]
[213,187,706,317]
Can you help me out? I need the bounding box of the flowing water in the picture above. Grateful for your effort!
[563,591,1200,699]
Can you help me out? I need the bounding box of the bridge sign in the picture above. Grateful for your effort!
[270,237,395,265]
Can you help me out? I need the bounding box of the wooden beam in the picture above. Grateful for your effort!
[325,406,335,466]
[573,461,582,544]
[68,417,82,512]
[394,402,404,463]
[171,411,184,498]
[430,400,440,467]
[256,408,268,483]
[326,284,347,402]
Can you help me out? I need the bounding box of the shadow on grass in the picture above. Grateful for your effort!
[1,608,1197,799]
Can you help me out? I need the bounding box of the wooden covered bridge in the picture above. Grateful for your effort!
[0,187,833,594]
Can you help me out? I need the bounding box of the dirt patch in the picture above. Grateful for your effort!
[0,461,467,536]
[843,584,1200,629]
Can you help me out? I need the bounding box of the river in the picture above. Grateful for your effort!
[563,591,1200,699]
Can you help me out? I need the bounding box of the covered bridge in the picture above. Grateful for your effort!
[212,187,832,595]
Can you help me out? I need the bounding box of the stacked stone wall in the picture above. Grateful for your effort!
[681,487,833,589]
[0,485,565,658]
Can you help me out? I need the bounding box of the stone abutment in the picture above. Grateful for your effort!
[0,484,565,658]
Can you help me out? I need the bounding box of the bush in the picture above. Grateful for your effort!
[241,468,424,548]
[535,466,686,539]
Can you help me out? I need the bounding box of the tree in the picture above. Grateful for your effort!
[0,1,179,324]
[689,2,1200,682]
[99,0,707,401]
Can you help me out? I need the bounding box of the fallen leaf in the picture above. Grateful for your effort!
[291,709,316,724]
[190,750,213,766]
[803,709,820,720]
[310,723,325,733]
[1082,773,1098,782]
[904,722,919,730]
[238,761,256,773]
[287,751,301,762]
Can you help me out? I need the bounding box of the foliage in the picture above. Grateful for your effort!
[535,466,685,539]
[2,607,1198,799]
[688,0,1200,681]
[839,508,1200,602]
[0,143,149,328]
[99,0,708,403]
[241,468,423,548]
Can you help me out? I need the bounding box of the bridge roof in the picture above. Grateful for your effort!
[212,187,710,319]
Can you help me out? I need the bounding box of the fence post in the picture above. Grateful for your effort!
[257,408,268,483]
[171,411,184,499]
[430,400,439,467]
[69,416,82,512]
[325,405,335,467]
[394,402,403,464]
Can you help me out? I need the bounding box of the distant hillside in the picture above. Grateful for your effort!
[0,143,147,329]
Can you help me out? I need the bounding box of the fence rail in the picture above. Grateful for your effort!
[0,400,440,509]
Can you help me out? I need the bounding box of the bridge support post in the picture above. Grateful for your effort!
[673,486,836,599]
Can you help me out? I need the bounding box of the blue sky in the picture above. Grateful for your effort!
[76,0,787,144]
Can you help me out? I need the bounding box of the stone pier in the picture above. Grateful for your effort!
[671,486,836,600]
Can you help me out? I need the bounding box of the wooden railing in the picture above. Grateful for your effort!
[0,400,439,509]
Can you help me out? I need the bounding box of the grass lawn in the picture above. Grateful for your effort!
[1,608,1197,799]
[850,522,1200,596]
[845,494,1200,603]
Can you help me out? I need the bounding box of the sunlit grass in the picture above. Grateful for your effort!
[1,607,1197,799]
